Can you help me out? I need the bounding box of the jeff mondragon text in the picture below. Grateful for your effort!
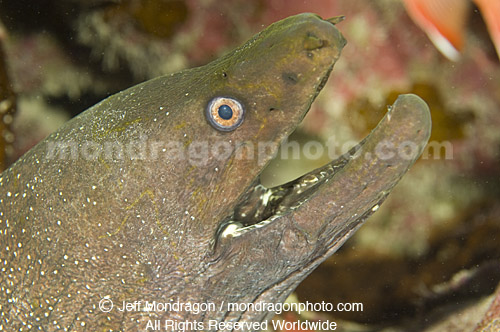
[117,300,362,315]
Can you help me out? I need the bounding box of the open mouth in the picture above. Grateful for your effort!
[218,140,361,239]
[216,91,431,241]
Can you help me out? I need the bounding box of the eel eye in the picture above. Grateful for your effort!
[206,96,245,131]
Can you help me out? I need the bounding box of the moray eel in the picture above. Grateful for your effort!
[0,13,431,331]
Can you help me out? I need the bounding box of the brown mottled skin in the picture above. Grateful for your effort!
[0,13,431,331]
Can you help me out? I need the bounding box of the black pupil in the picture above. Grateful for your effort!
[218,105,233,120]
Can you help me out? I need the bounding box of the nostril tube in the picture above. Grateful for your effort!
[326,16,345,25]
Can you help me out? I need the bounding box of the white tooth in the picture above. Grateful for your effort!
[221,223,242,238]
[222,216,279,238]
[260,190,273,206]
